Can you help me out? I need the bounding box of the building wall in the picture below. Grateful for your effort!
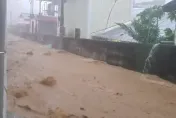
[64,0,132,38]
[64,0,89,38]
[89,0,132,35]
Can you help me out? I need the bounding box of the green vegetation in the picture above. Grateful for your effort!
[163,28,174,41]
[166,10,176,41]
[117,5,176,43]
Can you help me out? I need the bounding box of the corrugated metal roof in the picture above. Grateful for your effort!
[92,26,138,43]
[92,21,137,43]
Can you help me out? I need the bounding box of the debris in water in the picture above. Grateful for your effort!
[24,81,32,89]
[7,69,12,72]
[18,104,45,115]
[58,50,66,53]
[115,92,123,96]
[13,90,28,98]
[26,51,33,55]
[103,110,108,114]
[15,60,19,64]
[43,51,52,56]
[80,107,85,111]
[48,107,68,118]
[168,102,176,105]
[48,108,80,118]
[81,115,88,118]
[40,76,56,87]
[83,58,104,64]
[68,114,79,118]
[18,105,31,111]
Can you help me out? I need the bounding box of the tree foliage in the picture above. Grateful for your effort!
[166,10,176,42]
[117,6,164,44]
[164,28,174,41]
[167,10,176,22]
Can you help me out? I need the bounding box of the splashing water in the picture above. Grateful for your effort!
[143,43,160,73]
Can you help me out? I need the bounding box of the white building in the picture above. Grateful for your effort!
[64,0,132,38]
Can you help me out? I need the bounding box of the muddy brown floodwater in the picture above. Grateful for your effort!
[7,34,176,118]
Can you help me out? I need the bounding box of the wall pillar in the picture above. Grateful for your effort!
[0,0,7,117]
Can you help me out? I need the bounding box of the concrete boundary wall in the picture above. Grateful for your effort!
[62,37,176,82]
[14,34,176,81]
[63,37,152,72]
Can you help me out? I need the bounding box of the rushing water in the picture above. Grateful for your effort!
[143,43,160,73]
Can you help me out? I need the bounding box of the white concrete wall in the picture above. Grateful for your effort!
[64,0,89,38]
[89,0,132,35]
[64,0,132,38]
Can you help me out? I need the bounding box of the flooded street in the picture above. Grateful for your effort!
[7,35,176,118]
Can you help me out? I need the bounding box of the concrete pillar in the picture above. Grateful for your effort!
[59,0,65,49]
[0,0,7,118]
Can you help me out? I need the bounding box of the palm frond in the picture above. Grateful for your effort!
[167,11,176,22]
[116,23,137,39]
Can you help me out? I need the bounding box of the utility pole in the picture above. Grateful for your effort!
[10,11,12,26]
[39,0,42,15]
[0,0,6,117]
[29,0,34,17]
[59,0,65,49]
[31,0,34,15]
[60,0,64,29]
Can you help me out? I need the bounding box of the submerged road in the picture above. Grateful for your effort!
[7,34,176,118]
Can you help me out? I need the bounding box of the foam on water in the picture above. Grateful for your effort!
[143,43,160,73]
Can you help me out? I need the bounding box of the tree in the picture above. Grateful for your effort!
[164,28,174,41]
[117,6,164,44]
[167,10,176,41]
[151,6,164,27]
[167,10,176,22]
